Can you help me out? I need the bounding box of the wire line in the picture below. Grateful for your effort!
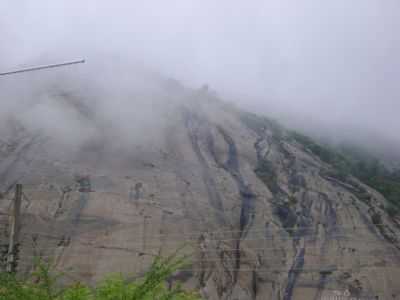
[0,60,85,76]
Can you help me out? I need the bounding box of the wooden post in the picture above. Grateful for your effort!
[6,184,22,273]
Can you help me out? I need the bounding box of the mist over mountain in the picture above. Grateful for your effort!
[1,0,400,160]
[1,2,400,299]
[1,71,400,298]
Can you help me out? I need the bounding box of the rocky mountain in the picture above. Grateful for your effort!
[1,80,400,300]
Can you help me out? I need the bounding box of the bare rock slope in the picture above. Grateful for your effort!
[1,86,400,300]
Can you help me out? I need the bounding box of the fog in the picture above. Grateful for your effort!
[1,1,399,161]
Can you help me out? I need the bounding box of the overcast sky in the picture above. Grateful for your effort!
[1,0,399,157]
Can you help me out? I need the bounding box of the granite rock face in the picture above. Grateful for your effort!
[1,86,400,300]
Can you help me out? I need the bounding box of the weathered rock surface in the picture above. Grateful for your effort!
[1,85,400,299]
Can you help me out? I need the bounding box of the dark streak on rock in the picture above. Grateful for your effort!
[215,127,256,234]
[215,127,257,284]
[182,109,226,225]
[283,248,305,300]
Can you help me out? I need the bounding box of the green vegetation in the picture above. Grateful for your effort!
[0,254,200,300]
[351,160,400,211]
[254,159,279,195]
[289,132,351,180]
[386,204,400,218]
[290,131,400,216]
[240,110,400,217]
[239,112,284,140]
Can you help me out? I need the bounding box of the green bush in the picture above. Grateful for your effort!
[0,254,201,300]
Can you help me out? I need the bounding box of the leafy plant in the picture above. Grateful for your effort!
[0,253,201,300]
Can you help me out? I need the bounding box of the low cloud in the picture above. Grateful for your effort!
[1,0,399,161]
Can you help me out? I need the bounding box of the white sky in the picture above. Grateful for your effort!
[1,0,399,155]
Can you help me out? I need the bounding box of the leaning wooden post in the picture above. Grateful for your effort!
[6,184,22,273]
